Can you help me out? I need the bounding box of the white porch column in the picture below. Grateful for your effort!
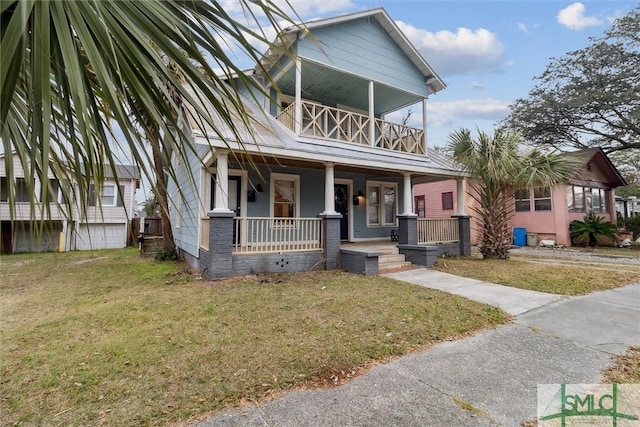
[422,98,428,155]
[456,178,466,215]
[368,80,375,146]
[402,173,414,215]
[213,149,232,212]
[295,57,302,135]
[323,162,337,214]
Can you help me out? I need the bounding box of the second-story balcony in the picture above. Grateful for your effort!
[275,100,426,156]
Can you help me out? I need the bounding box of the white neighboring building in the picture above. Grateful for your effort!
[0,153,140,253]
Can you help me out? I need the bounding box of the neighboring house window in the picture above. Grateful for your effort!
[0,177,7,202]
[367,182,397,226]
[514,189,531,212]
[270,173,299,218]
[88,184,123,207]
[441,192,453,210]
[40,179,60,203]
[15,178,31,202]
[533,187,552,211]
[567,186,609,213]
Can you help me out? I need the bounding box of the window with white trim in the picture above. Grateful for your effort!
[367,181,397,226]
[88,184,119,207]
[270,173,299,218]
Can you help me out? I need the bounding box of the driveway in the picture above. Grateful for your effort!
[192,268,640,426]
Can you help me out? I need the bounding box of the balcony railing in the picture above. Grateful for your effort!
[276,100,425,155]
[417,218,459,244]
[233,217,323,253]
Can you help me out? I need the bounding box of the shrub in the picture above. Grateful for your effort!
[569,213,619,247]
[620,215,640,239]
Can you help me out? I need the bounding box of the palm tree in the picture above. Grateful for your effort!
[570,213,619,247]
[448,128,579,259]
[1,0,296,249]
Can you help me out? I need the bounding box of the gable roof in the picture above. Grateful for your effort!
[566,147,627,187]
[258,8,445,94]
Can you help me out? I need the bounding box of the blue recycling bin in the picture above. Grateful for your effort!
[513,227,526,246]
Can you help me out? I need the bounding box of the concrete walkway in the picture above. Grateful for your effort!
[192,269,640,427]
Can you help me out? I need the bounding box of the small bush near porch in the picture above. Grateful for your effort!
[1,249,508,426]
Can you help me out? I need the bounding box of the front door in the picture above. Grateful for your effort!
[211,175,242,243]
[334,184,349,240]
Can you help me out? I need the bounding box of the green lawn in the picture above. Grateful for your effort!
[0,248,509,426]
[432,257,639,295]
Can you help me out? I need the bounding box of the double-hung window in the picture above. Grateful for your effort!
[514,189,531,212]
[533,187,552,211]
[270,173,299,220]
[367,182,397,227]
[88,184,123,207]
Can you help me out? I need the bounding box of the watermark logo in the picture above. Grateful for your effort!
[538,384,640,426]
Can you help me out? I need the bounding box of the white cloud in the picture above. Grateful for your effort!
[396,22,504,76]
[517,22,529,34]
[470,82,485,90]
[557,3,602,31]
[427,99,510,128]
[384,98,510,131]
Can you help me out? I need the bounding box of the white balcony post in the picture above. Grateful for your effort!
[213,149,232,212]
[323,162,337,214]
[422,98,428,155]
[295,57,302,135]
[402,173,414,215]
[368,80,375,146]
[456,178,466,215]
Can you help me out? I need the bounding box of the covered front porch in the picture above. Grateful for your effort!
[198,149,470,279]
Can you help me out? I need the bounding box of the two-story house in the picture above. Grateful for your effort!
[169,8,471,278]
[0,153,140,253]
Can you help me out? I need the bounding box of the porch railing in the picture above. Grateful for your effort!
[275,100,425,155]
[233,217,323,253]
[417,218,459,244]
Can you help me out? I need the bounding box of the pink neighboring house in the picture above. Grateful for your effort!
[413,148,627,247]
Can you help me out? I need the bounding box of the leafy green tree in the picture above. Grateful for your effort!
[570,213,619,247]
[610,150,640,199]
[448,129,579,259]
[1,0,294,251]
[140,194,160,218]
[505,5,639,154]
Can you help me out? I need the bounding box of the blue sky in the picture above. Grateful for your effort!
[225,0,635,148]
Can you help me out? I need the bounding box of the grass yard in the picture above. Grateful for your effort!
[432,257,639,295]
[0,248,509,426]
[603,346,640,384]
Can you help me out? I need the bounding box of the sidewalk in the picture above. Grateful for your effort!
[191,270,640,427]
[385,268,563,316]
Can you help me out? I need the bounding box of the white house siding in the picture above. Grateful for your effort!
[297,18,430,98]
[71,178,136,250]
[169,145,209,259]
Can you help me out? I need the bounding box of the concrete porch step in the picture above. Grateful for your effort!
[378,252,412,272]
[379,260,413,271]
[378,253,405,263]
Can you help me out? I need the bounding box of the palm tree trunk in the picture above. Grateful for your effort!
[148,125,175,253]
